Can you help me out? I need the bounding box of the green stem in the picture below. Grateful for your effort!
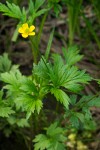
[37,12,48,45]
[29,114,34,150]
[56,101,59,113]
[28,112,39,150]
[68,0,83,46]
[68,6,74,46]
[29,37,39,64]
[29,12,48,64]
[34,111,38,134]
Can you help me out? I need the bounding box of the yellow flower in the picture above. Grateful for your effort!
[77,141,88,150]
[68,133,76,141]
[18,23,35,38]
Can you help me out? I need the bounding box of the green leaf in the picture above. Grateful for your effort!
[82,107,92,120]
[34,8,49,18]
[33,122,66,150]
[84,120,96,131]
[33,134,50,150]
[34,0,45,11]
[48,0,62,17]
[33,57,50,83]
[62,46,83,66]
[45,28,55,61]
[0,53,12,73]
[97,79,100,85]
[7,116,29,127]
[1,70,24,92]
[77,95,100,108]
[61,66,92,93]
[16,118,30,127]
[75,112,85,123]
[0,90,3,100]
[20,77,38,94]
[0,106,14,117]
[7,116,17,125]
[15,94,43,118]
[29,0,35,15]
[35,99,43,114]
[70,115,79,128]
[33,54,91,94]
[47,122,63,137]
[70,95,77,105]
[48,54,66,87]
[53,3,62,17]
[51,55,91,92]
[48,141,65,150]
[0,1,22,19]
[51,88,70,109]
[87,97,100,107]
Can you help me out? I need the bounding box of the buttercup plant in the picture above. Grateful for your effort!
[0,1,100,150]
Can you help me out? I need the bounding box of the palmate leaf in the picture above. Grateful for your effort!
[61,66,92,93]
[47,122,63,137]
[97,79,100,85]
[34,54,91,92]
[62,46,83,66]
[70,115,79,128]
[34,0,45,12]
[87,97,100,107]
[49,54,90,92]
[0,52,19,87]
[51,88,70,109]
[20,77,38,94]
[33,54,91,110]
[76,95,100,107]
[48,142,65,150]
[65,94,100,129]
[29,0,47,18]
[15,118,29,127]
[1,69,24,92]
[48,0,62,17]
[7,116,29,127]
[33,122,66,150]
[48,54,65,87]
[1,68,44,118]
[0,106,14,118]
[0,1,22,19]
[15,94,43,119]
[33,57,50,83]
[65,107,84,128]
[0,90,14,118]
[33,134,50,150]
[34,8,49,18]
[69,112,85,128]
[29,0,35,15]
[0,53,11,73]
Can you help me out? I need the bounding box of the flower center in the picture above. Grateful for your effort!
[25,28,29,34]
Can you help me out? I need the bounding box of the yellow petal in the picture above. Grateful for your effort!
[29,25,35,32]
[18,27,24,33]
[22,23,29,30]
[22,33,28,38]
[29,32,35,36]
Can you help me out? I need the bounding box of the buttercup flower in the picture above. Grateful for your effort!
[77,141,88,150]
[68,133,76,141]
[18,23,35,38]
